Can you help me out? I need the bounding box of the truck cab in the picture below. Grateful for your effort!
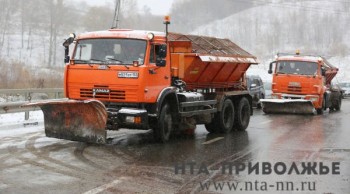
[263,52,341,114]
[65,30,171,105]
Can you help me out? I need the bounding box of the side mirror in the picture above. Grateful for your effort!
[158,45,167,58]
[64,56,70,63]
[268,61,275,74]
[156,59,166,67]
[63,33,76,63]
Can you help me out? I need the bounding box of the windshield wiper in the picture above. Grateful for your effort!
[90,58,104,63]
[105,57,130,69]
[73,59,90,63]
[72,59,94,67]
[73,59,110,68]
[88,58,112,68]
[105,57,123,64]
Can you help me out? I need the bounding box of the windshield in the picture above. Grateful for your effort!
[73,39,146,65]
[276,61,318,75]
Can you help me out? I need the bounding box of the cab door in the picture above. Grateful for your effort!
[143,43,171,102]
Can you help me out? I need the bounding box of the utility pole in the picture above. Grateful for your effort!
[111,0,121,28]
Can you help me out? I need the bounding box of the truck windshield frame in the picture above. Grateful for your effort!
[72,38,147,66]
[276,61,318,75]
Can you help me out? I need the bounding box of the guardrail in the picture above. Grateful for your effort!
[0,88,64,120]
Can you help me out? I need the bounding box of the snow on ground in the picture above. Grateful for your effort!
[0,111,44,131]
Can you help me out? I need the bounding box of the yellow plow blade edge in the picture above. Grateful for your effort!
[261,99,316,114]
[24,99,107,144]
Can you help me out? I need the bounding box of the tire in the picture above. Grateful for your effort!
[256,94,264,109]
[218,99,235,133]
[335,96,342,111]
[316,97,325,115]
[154,103,173,143]
[205,117,218,133]
[235,97,251,131]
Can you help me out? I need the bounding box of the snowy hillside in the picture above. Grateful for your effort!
[192,0,350,82]
[0,34,66,67]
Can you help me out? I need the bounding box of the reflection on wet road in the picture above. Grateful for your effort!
[0,100,349,193]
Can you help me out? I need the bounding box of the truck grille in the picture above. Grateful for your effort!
[80,88,126,100]
[288,86,302,92]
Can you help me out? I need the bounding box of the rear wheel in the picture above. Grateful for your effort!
[235,97,250,131]
[335,96,342,111]
[218,99,235,133]
[154,103,173,142]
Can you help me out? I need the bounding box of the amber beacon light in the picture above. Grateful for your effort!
[164,15,171,24]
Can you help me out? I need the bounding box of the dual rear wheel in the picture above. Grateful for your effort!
[154,97,251,142]
[205,97,250,133]
[317,94,342,114]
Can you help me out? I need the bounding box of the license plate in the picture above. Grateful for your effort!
[118,71,139,78]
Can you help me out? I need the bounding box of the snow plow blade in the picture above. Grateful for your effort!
[261,99,316,114]
[24,99,107,144]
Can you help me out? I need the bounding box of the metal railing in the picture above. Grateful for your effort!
[0,88,64,120]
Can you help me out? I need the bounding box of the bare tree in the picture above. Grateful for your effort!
[0,0,19,47]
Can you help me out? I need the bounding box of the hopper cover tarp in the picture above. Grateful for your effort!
[168,33,258,64]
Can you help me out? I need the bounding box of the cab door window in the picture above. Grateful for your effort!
[149,44,165,64]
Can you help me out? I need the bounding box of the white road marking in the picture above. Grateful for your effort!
[259,120,272,125]
[202,137,224,145]
[82,179,122,194]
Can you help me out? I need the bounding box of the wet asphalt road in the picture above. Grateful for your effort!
[0,99,349,194]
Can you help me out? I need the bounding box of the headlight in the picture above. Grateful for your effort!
[271,94,279,99]
[309,97,318,102]
[147,33,154,41]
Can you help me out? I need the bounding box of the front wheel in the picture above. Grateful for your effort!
[205,119,218,133]
[153,103,173,143]
[256,94,264,109]
[235,97,251,131]
[316,97,325,115]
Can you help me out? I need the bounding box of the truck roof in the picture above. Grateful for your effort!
[277,55,320,63]
[77,29,166,40]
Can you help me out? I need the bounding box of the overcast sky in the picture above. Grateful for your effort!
[77,0,175,15]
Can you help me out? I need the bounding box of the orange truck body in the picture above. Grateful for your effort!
[28,29,258,143]
[262,53,341,114]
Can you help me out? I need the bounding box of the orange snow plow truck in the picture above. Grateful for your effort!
[261,52,342,114]
[26,18,258,144]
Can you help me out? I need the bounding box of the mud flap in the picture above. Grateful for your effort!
[24,99,107,144]
[261,99,316,114]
